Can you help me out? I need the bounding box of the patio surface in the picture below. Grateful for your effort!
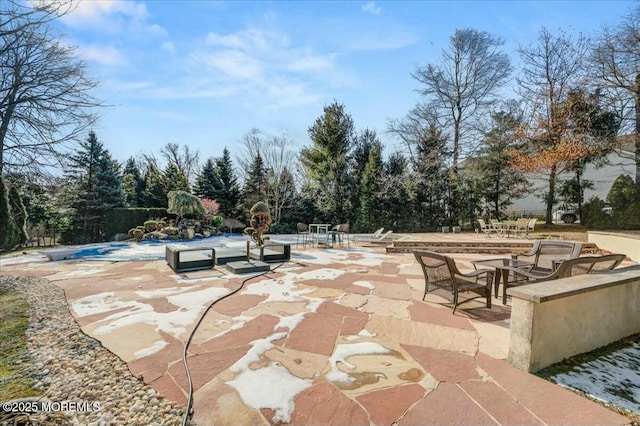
[0,234,633,425]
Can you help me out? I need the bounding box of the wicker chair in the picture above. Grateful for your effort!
[511,240,583,273]
[504,253,627,283]
[414,251,494,314]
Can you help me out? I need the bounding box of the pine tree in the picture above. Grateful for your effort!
[301,102,355,224]
[141,165,166,208]
[193,158,221,200]
[215,149,241,217]
[242,154,267,216]
[121,157,145,207]
[161,163,190,194]
[8,184,29,246]
[64,131,125,243]
[355,142,384,232]
[0,176,22,250]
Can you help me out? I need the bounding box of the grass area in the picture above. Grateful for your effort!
[0,287,40,402]
[536,334,640,425]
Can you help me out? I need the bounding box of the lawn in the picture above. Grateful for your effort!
[0,287,40,402]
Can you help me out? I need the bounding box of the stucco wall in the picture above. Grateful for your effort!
[508,266,640,372]
[588,231,640,263]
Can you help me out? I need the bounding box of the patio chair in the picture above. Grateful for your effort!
[527,218,537,233]
[490,219,505,234]
[332,223,350,248]
[296,223,311,248]
[511,240,583,274]
[509,218,531,238]
[477,219,493,236]
[505,253,627,283]
[356,230,394,243]
[414,251,494,314]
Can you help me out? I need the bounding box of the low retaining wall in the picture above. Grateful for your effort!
[588,231,640,263]
[507,265,640,372]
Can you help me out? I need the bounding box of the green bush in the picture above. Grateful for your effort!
[581,197,612,230]
[105,208,170,236]
[143,220,157,232]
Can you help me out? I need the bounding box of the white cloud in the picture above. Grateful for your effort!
[63,0,147,27]
[362,1,382,15]
[78,44,125,66]
[161,41,175,53]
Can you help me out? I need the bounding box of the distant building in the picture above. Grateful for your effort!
[508,136,636,218]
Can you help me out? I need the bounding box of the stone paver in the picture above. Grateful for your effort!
[0,238,632,426]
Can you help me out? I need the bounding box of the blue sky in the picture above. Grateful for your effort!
[55,0,638,166]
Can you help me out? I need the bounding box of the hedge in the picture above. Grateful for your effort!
[105,208,171,237]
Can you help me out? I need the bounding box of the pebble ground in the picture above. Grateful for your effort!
[0,275,189,426]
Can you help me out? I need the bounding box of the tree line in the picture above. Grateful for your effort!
[2,1,640,249]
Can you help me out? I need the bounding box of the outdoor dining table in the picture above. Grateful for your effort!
[309,223,331,246]
[471,258,534,304]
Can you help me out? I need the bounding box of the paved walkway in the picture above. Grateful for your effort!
[0,239,632,425]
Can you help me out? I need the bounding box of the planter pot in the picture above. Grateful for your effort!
[249,243,291,263]
[453,226,461,234]
[441,226,449,233]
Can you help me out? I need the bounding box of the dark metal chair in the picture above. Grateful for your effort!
[414,251,494,314]
[332,223,350,248]
[296,223,311,248]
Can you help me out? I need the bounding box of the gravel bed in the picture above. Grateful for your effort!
[0,275,188,426]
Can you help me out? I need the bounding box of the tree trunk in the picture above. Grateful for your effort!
[635,74,640,195]
[546,166,557,225]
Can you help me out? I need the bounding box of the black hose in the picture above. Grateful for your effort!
[181,262,287,426]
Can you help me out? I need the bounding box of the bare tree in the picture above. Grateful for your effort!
[412,28,511,224]
[591,6,640,189]
[237,128,299,223]
[516,27,589,224]
[160,142,200,184]
[0,0,101,176]
[413,28,512,170]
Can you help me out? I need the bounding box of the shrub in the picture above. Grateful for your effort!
[143,220,157,232]
[581,197,612,230]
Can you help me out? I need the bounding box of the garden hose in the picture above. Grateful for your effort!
[181,261,288,426]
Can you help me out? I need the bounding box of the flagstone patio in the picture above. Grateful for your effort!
[0,239,633,425]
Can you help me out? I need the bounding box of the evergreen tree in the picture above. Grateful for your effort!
[355,142,384,232]
[467,109,527,218]
[379,152,412,232]
[410,124,449,229]
[162,163,190,194]
[193,158,221,200]
[301,102,355,224]
[350,129,381,225]
[141,165,166,208]
[8,184,29,246]
[0,176,23,250]
[242,154,267,216]
[64,131,125,243]
[121,157,145,207]
[215,149,241,217]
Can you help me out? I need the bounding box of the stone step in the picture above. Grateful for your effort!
[386,242,600,255]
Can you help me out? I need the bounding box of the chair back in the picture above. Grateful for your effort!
[297,223,308,233]
[477,219,489,230]
[535,241,583,271]
[527,218,537,231]
[336,223,349,233]
[414,251,454,292]
[542,253,627,281]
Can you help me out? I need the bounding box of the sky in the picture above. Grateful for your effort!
[52,0,638,167]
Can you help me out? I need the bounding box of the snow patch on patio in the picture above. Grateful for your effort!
[326,341,392,385]
[71,287,230,339]
[134,340,168,358]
